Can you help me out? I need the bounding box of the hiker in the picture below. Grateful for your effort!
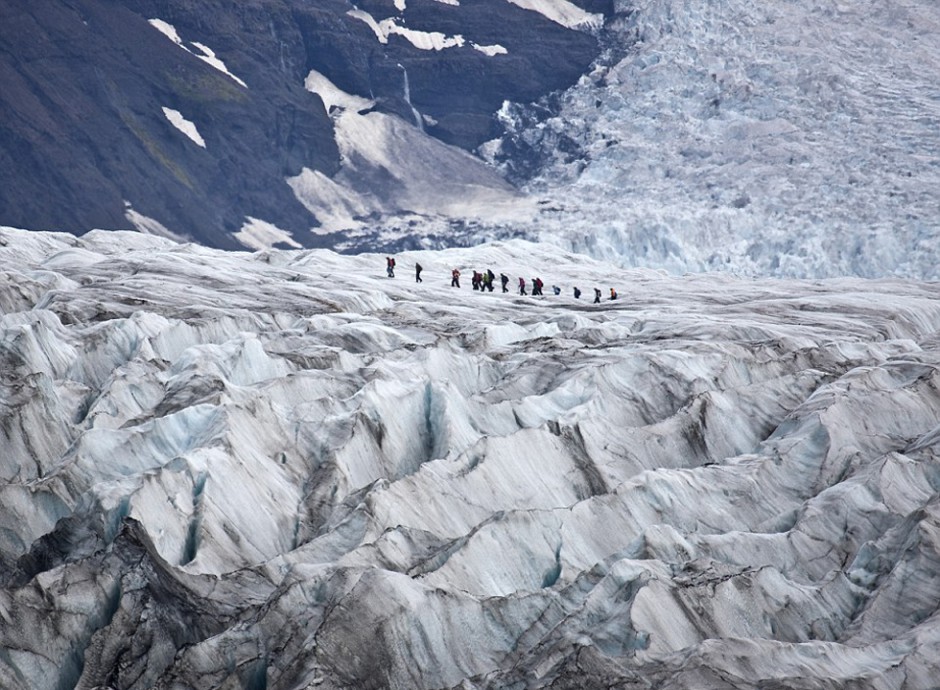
[386,256,395,278]
[485,269,496,292]
[518,277,527,295]
[532,277,544,296]
[451,268,461,288]
[610,287,618,300]
[593,288,602,304]
[573,287,581,299]
[500,273,509,293]
[552,285,561,296]
[415,263,423,283]
[472,271,481,291]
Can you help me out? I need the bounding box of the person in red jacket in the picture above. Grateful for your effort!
[451,268,461,287]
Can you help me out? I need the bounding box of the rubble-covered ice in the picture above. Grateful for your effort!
[3,227,940,688]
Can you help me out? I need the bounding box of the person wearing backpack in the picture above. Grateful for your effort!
[386,256,396,278]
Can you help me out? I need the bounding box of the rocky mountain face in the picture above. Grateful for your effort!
[0,0,609,248]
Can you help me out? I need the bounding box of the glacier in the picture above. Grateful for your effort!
[487,0,940,279]
[3,226,940,688]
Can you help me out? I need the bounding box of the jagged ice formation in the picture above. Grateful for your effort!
[3,227,940,688]
[498,0,940,279]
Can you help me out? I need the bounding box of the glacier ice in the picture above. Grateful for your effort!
[3,227,940,688]
[488,0,940,280]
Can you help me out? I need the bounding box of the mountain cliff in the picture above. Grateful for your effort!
[0,0,607,247]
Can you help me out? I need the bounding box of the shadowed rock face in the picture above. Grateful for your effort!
[0,0,340,248]
[0,0,605,247]
[340,0,601,149]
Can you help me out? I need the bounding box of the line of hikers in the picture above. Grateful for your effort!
[389,258,618,303]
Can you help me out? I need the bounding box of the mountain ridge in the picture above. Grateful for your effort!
[0,0,608,247]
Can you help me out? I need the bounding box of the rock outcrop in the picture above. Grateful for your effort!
[0,0,607,248]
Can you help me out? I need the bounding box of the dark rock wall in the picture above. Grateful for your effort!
[342,0,601,149]
[0,0,607,247]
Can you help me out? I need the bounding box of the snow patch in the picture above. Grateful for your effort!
[124,205,188,243]
[147,18,183,45]
[161,107,206,148]
[472,42,508,56]
[189,42,248,88]
[304,69,374,112]
[148,18,247,88]
[287,168,370,234]
[234,217,302,251]
[295,72,533,234]
[504,0,602,29]
[347,9,465,50]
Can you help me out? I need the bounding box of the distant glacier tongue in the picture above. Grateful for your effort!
[3,227,940,689]
[498,0,940,280]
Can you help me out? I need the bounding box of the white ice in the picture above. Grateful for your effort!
[504,0,940,279]
[3,227,940,688]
